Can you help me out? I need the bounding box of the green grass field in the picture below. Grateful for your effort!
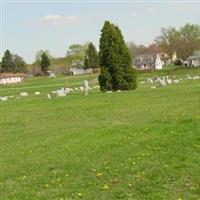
[1,68,200,200]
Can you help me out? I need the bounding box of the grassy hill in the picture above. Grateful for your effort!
[0,68,200,199]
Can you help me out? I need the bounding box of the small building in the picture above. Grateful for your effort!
[0,73,26,85]
[133,54,163,70]
[69,67,92,75]
[47,71,56,78]
[190,50,200,67]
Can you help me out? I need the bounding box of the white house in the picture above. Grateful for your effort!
[47,71,56,78]
[69,67,92,75]
[133,54,163,70]
[190,50,200,67]
[0,73,26,85]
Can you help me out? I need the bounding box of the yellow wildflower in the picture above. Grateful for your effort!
[102,184,109,190]
[78,193,82,197]
[96,172,102,177]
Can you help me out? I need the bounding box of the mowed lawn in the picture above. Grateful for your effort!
[0,68,200,200]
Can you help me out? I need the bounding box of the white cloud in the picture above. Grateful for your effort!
[130,11,137,17]
[40,14,79,25]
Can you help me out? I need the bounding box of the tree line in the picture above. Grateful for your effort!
[0,21,137,91]
[1,22,200,92]
[128,23,200,60]
[0,50,27,73]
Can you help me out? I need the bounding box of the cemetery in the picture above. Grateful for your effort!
[0,67,200,200]
[1,3,200,199]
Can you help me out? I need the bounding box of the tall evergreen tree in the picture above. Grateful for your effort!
[84,42,99,69]
[98,21,137,91]
[1,50,15,72]
[40,52,50,74]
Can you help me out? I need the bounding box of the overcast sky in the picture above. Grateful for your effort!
[1,0,200,63]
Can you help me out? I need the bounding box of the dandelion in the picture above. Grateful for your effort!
[45,184,49,188]
[102,184,109,190]
[128,183,132,187]
[96,172,102,177]
[78,193,82,197]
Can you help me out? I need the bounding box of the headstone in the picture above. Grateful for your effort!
[0,96,8,101]
[165,76,172,85]
[35,91,40,95]
[20,92,28,97]
[159,78,167,87]
[47,94,51,99]
[173,79,179,84]
[64,88,73,94]
[79,86,84,91]
[83,80,89,95]
[56,90,66,97]
[74,87,79,91]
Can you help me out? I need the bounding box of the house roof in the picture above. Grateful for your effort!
[0,73,27,78]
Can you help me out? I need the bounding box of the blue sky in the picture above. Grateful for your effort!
[1,1,200,63]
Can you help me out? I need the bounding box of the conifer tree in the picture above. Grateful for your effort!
[84,42,99,69]
[98,21,137,91]
[1,50,14,72]
[40,52,50,74]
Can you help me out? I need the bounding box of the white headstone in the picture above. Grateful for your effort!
[83,80,89,95]
[0,96,8,101]
[47,94,51,99]
[20,92,28,97]
[35,91,41,95]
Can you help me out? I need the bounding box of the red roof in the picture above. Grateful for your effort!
[0,73,27,78]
